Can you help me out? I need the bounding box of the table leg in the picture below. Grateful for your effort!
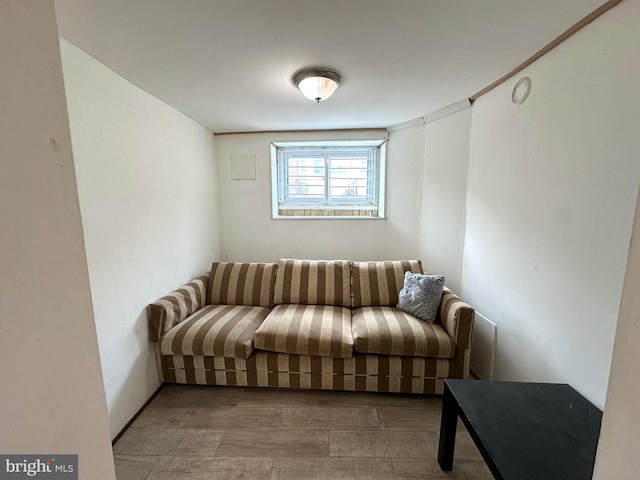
[437,383,458,471]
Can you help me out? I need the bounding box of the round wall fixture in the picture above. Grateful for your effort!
[512,77,532,105]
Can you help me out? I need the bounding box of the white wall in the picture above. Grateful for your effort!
[60,39,221,438]
[461,0,640,407]
[0,2,115,477]
[215,127,424,262]
[420,108,471,293]
[593,186,640,479]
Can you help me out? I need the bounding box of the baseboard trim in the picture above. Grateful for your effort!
[112,384,165,446]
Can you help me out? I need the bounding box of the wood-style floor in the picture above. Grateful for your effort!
[113,384,493,480]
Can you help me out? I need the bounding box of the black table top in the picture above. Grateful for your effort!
[445,379,603,480]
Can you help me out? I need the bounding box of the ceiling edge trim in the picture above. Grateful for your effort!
[386,117,425,132]
[470,0,624,101]
[214,127,389,136]
[422,99,472,126]
[387,99,472,132]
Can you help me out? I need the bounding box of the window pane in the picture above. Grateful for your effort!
[330,157,367,169]
[286,175,324,200]
[284,155,325,202]
[287,158,324,175]
[328,155,370,202]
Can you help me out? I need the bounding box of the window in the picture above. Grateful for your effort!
[271,140,386,219]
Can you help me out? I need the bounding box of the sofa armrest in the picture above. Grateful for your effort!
[148,273,208,342]
[438,288,475,349]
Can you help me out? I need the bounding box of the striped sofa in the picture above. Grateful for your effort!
[148,259,475,395]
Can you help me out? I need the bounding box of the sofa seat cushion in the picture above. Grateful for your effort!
[159,305,270,359]
[253,304,354,358]
[351,306,455,359]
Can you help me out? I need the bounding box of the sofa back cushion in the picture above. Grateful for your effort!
[351,260,423,307]
[274,259,351,307]
[208,262,278,308]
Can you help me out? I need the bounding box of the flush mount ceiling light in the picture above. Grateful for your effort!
[293,68,341,103]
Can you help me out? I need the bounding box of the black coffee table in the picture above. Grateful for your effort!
[437,379,602,480]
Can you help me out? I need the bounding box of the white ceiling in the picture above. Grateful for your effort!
[54,0,605,133]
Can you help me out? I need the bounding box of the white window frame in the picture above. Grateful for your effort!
[270,140,386,219]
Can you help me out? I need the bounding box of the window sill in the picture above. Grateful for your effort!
[272,215,386,221]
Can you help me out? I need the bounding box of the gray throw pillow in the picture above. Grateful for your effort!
[397,272,445,323]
